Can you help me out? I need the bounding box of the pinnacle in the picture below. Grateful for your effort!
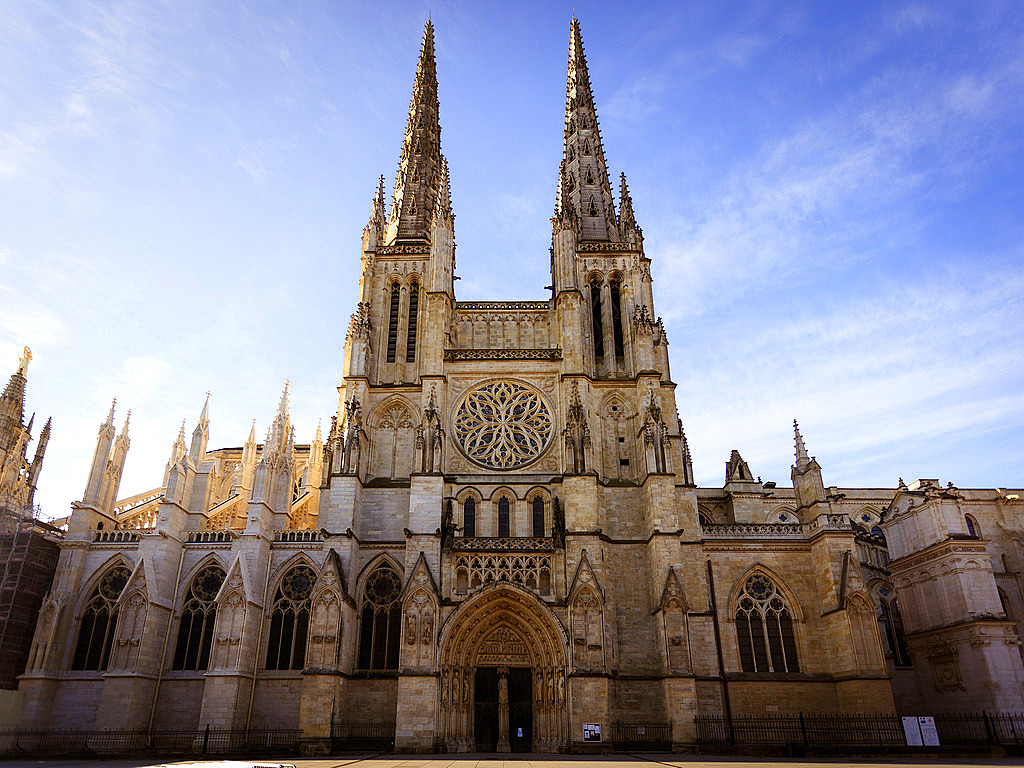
[198,391,211,426]
[793,419,810,469]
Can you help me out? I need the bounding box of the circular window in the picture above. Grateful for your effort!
[365,568,402,606]
[453,380,553,470]
[99,566,131,600]
[281,565,315,601]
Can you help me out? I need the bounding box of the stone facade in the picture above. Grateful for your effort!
[15,19,1024,752]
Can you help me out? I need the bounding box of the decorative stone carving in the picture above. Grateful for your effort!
[453,380,553,470]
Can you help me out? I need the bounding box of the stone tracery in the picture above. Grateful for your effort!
[453,380,553,470]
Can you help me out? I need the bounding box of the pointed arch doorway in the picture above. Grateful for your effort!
[437,583,568,752]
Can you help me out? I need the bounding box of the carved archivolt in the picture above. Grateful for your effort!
[453,380,553,470]
[437,583,568,752]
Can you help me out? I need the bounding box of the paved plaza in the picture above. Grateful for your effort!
[4,754,1024,768]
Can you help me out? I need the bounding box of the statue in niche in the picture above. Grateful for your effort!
[552,497,566,549]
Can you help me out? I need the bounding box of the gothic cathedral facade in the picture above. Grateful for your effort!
[16,21,1024,752]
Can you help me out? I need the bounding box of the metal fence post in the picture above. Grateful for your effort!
[202,724,210,754]
[799,712,808,747]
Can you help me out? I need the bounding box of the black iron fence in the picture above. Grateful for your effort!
[331,721,395,751]
[0,727,302,757]
[696,712,1024,748]
[609,722,672,749]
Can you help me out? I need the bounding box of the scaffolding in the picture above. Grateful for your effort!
[0,498,62,689]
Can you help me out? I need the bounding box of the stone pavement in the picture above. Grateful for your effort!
[4,754,1024,768]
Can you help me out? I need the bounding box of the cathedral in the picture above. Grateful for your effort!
[13,20,1024,753]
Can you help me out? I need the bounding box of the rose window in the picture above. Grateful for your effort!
[454,380,553,469]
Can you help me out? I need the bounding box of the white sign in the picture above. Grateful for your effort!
[918,716,940,746]
[902,716,923,746]
[583,722,602,742]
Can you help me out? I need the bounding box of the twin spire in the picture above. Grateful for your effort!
[377,18,634,249]
[557,18,620,241]
[383,20,449,247]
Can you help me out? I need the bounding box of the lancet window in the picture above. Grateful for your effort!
[590,280,604,361]
[879,593,910,667]
[735,575,799,673]
[72,564,131,671]
[609,278,625,361]
[965,514,981,538]
[463,498,476,537]
[358,564,402,670]
[406,281,419,362]
[265,565,315,670]
[498,496,511,537]
[172,563,225,671]
[385,283,400,363]
[532,496,545,537]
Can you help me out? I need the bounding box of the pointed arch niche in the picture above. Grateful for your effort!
[368,397,416,480]
[599,392,636,482]
[437,583,568,752]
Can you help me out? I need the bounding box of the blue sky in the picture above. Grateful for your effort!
[2,1,1022,519]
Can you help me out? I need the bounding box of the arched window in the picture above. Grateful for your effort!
[879,595,910,667]
[609,278,625,361]
[590,281,604,361]
[173,563,225,671]
[498,496,510,537]
[735,575,799,673]
[532,497,545,538]
[385,283,400,363]
[405,281,419,362]
[265,565,315,670]
[72,564,131,670]
[358,565,402,670]
[463,498,476,538]
[965,514,980,539]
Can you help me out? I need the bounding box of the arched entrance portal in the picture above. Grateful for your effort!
[437,583,568,752]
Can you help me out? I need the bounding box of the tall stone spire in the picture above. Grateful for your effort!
[385,20,446,246]
[0,347,30,452]
[556,18,618,242]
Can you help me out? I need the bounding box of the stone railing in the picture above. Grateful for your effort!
[95,529,150,543]
[273,529,324,543]
[700,522,804,539]
[453,536,554,552]
[444,348,562,361]
[186,530,235,544]
[455,301,549,312]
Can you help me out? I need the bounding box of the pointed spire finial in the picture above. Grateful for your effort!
[106,398,117,426]
[793,419,810,469]
[121,409,131,435]
[278,380,290,415]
